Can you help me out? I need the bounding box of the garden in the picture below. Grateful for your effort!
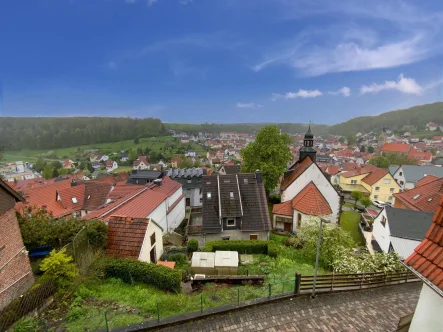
[9,210,405,332]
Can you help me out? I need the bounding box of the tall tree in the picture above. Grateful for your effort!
[368,156,390,168]
[42,164,54,179]
[367,146,375,153]
[240,125,292,195]
[34,157,46,173]
[350,191,363,209]
[346,134,355,147]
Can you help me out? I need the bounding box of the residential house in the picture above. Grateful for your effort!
[106,160,118,172]
[403,196,443,332]
[275,127,341,231]
[96,155,109,162]
[133,156,150,170]
[212,158,221,168]
[63,158,75,169]
[127,170,163,185]
[106,216,164,263]
[171,157,181,168]
[372,207,433,258]
[381,143,412,156]
[181,136,190,143]
[433,136,443,143]
[392,165,443,190]
[408,149,433,164]
[393,177,443,214]
[218,165,241,176]
[324,166,341,186]
[426,122,439,131]
[120,151,129,162]
[185,151,196,157]
[0,179,34,310]
[165,168,206,207]
[339,165,399,203]
[91,161,101,170]
[187,172,271,247]
[225,148,236,156]
[85,176,186,234]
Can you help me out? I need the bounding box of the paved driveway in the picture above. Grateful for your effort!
[158,283,421,332]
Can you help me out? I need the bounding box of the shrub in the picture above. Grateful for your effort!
[11,317,39,332]
[95,257,181,292]
[40,249,77,289]
[268,194,281,204]
[186,239,198,254]
[160,246,187,261]
[202,240,278,257]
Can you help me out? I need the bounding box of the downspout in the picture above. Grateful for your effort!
[217,175,222,231]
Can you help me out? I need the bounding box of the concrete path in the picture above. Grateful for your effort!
[158,282,421,332]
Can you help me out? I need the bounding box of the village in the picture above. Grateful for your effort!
[1,122,443,331]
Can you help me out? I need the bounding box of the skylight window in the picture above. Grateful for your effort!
[229,192,234,199]
[87,195,91,200]
[412,194,421,200]
[207,192,212,199]
[428,198,432,202]
[72,197,78,204]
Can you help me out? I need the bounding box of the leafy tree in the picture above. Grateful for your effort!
[51,160,63,170]
[187,239,199,254]
[58,168,69,176]
[42,164,54,179]
[129,149,137,162]
[359,197,372,209]
[384,152,417,166]
[40,249,77,288]
[179,158,193,169]
[34,157,46,173]
[346,134,355,146]
[194,158,201,167]
[241,125,292,195]
[78,161,86,170]
[134,137,139,144]
[350,191,363,209]
[367,146,375,153]
[86,161,94,173]
[368,156,390,168]
[338,137,345,144]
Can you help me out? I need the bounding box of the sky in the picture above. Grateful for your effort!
[1,0,443,124]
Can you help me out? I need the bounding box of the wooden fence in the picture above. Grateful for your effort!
[295,270,419,295]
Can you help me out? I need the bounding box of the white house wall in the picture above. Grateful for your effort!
[139,221,163,263]
[372,209,391,253]
[167,197,186,232]
[409,284,443,332]
[392,167,415,190]
[148,202,168,233]
[281,164,340,223]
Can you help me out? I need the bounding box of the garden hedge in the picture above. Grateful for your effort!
[202,240,278,257]
[96,257,181,292]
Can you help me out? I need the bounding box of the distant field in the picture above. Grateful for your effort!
[3,136,206,162]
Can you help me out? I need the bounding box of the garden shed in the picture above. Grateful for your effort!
[191,252,215,275]
[214,251,238,275]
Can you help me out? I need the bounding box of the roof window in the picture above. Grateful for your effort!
[207,192,212,199]
[412,194,421,200]
[428,198,432,202]
[229,192,234,199]
[72,197,78,204]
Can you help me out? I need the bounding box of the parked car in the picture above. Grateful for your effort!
[372,200,387,208]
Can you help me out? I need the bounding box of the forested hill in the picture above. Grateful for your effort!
[329,102,443,136]
[0,117,166,150]
[165,123,330,136]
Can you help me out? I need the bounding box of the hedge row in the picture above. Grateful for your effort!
[202,240,278,258]
[96,257,181,292]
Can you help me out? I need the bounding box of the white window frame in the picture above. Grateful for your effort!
[227,218,236,227]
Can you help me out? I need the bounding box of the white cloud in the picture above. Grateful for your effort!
[236,102,262,109]
[147,0,158,6]
[253,1,443,76]
[272,89,322,101]
[328,87,351,97]
[360,74,423,95]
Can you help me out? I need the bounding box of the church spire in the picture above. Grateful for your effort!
[299,123,316,163]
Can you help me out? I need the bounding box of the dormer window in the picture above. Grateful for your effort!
[207,192,212,199]
[413,194,421,200]
[229,192,234,199]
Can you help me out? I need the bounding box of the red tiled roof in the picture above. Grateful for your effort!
[281,157,314,191]
[404,196,443,292]
[108,184,144,199]
[152,176,182,197]
[57,184,86,211]
[362,168,388,186]
[340,165,376,178]
[394,178,443,213]
[416,175,440,187]
[106,218,149,259]
[381,143,411,153]
[272,201,293,217]
[326,166,341,175]
[291,182,332,216]
[408,150,432,162]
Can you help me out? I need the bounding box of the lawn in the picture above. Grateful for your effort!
[340,211,364,246]
[3,136,206,162]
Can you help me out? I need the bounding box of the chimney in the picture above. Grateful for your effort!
[154,178,163,187]
[255,170,263,183]
[71,179,77,187]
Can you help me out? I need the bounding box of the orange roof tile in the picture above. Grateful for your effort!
[381,143,411,153]
[340,165,377,178]
[404,196,443,292]
[272,201,293,217]
[326,166,341,175]
[362,168,388,186]
[291,182,332,216]
[281,157,314,191]
[394,178,443,213]
[106,218,149,259]
[157,261,175,269]
[416,175,440,187]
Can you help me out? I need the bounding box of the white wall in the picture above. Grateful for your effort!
[167,197,186,232]
[392,167,415,190]
[372,208,391,253]
[409,284,443,332]
[281,163,340,223]
[148,202,168,233]
[168,187,183,209]
[139,221,163,263]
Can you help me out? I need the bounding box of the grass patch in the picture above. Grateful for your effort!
[340,211,364,246]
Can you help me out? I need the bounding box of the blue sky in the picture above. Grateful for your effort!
[1,0,443,124]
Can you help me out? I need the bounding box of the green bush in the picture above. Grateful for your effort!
[40,249,77,289]
[202,240,277,257]
[268,194,281,204]
[95,257,181,292]
[186,239,198,254]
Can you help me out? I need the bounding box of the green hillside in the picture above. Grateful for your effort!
[329,102,443,136]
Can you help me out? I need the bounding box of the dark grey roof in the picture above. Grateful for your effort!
[201,173,271,233]
[127,170,162,181]
[165,168,205,178]
[222,166,241,175]
[385,206,434,240]
[432,159,443,166]
[398,165,443,183]
[389,165,400,175]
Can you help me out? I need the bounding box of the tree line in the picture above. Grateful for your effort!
[0,117,166,150]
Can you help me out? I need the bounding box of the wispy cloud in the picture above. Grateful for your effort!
[236,102,262,109]
[328,87,351,97]
[360,74,423,95]
[253,1,443,76]
[106,61,118,70]
[180,0,193,4]
[147,0,158,6]
[272,89,322,101]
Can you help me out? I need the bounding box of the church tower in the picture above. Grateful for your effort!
[299,125,317,162]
